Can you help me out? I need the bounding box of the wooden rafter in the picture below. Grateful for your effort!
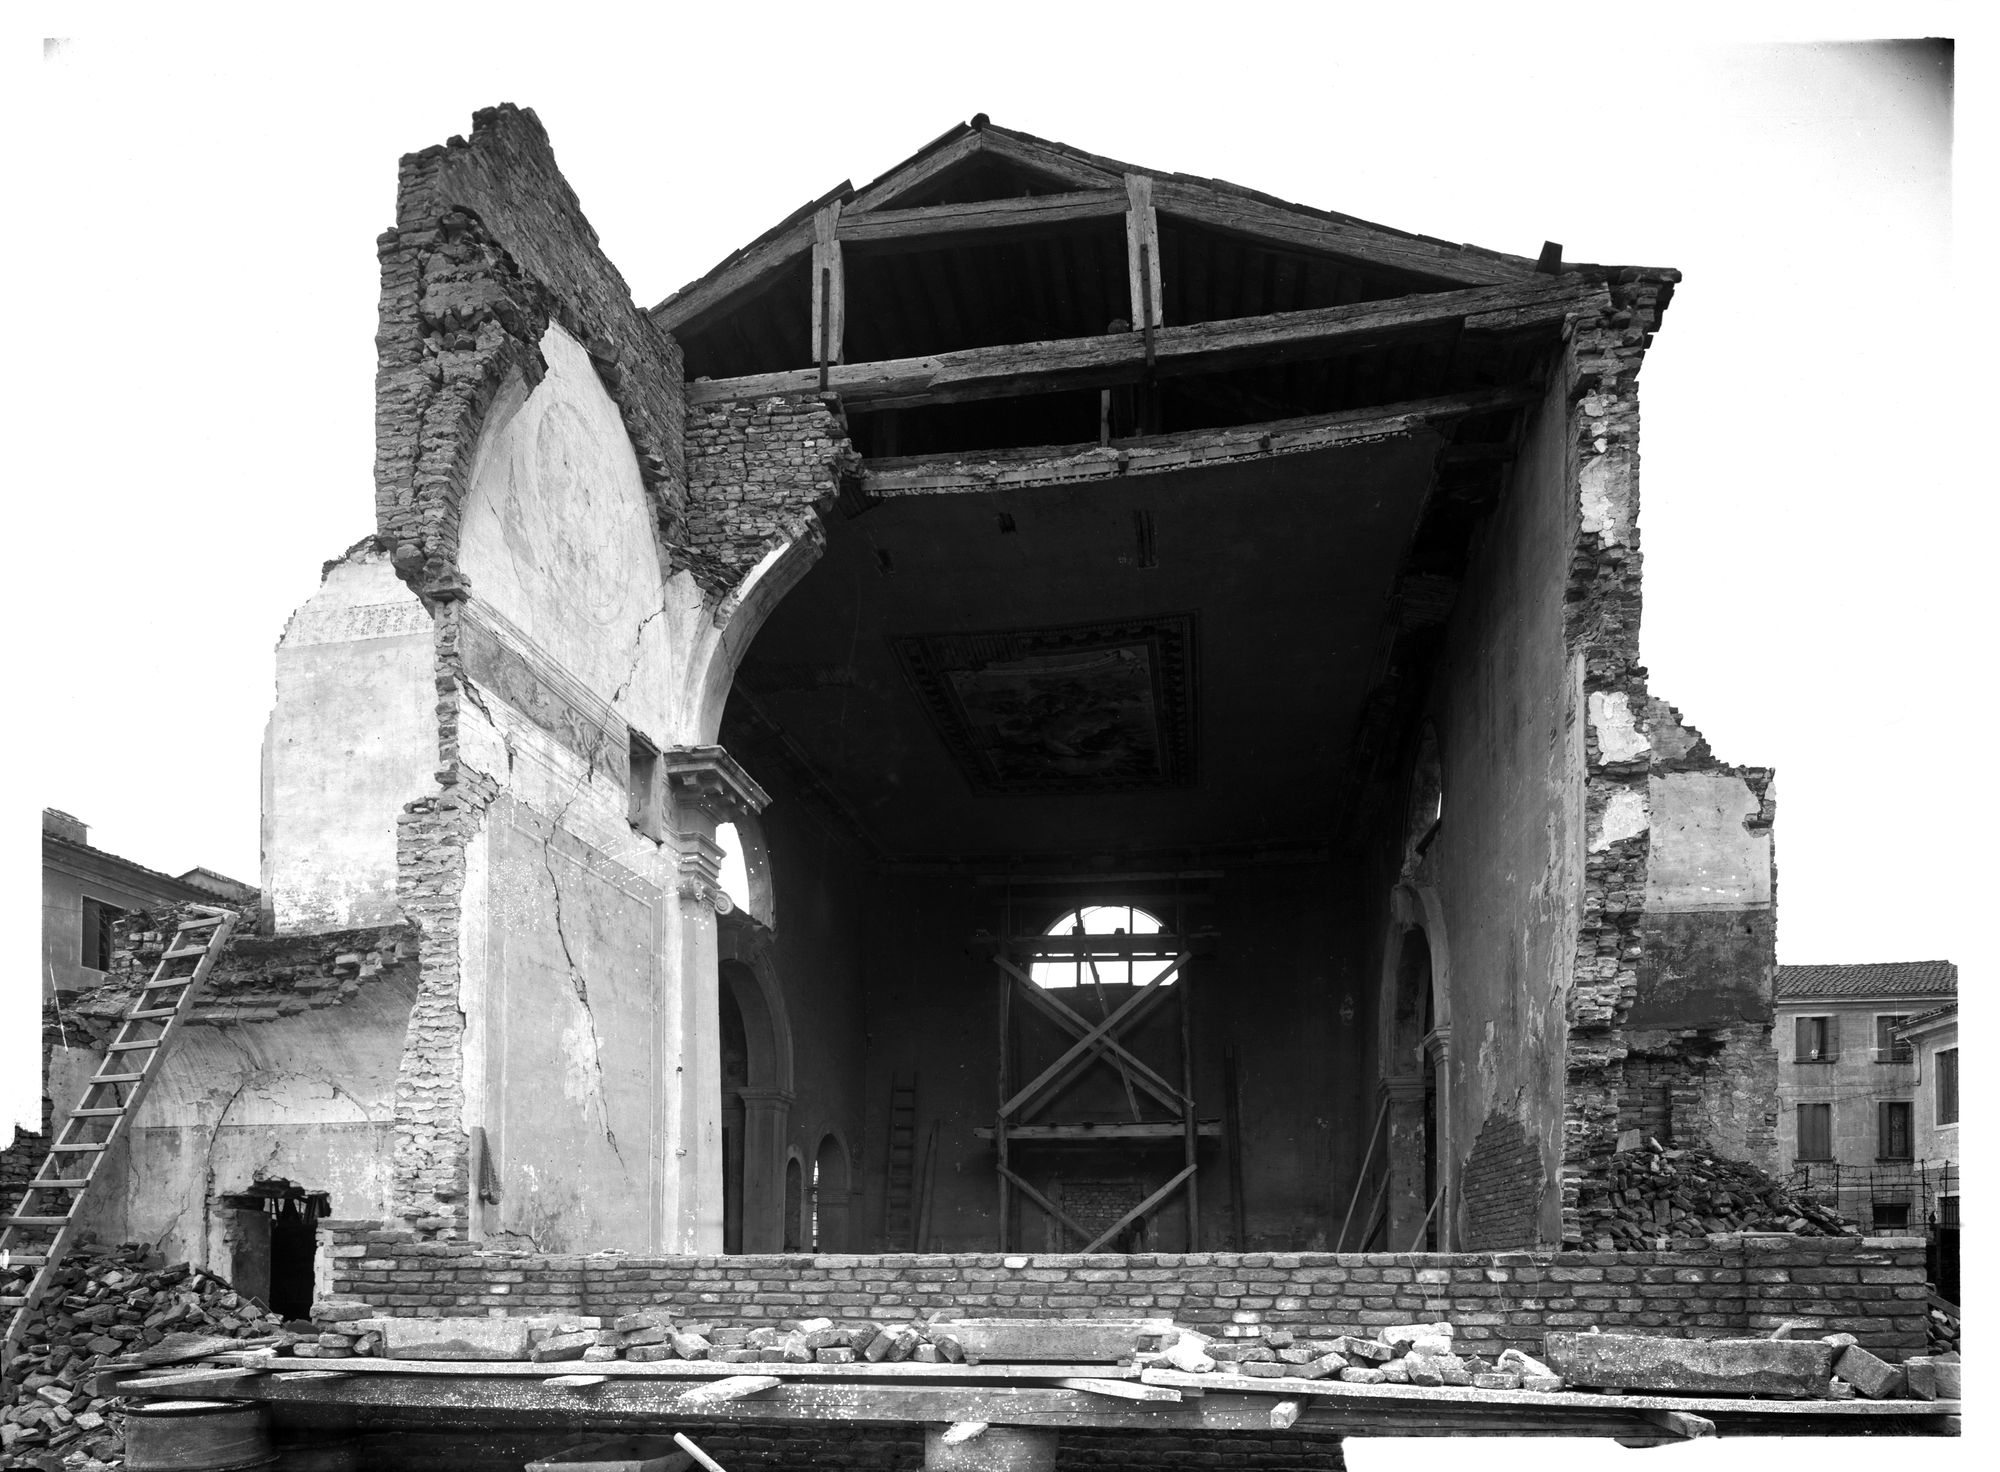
[839,190,1127,252]
[846,128,1123,216]
[654,217,815,337]
[686,278,1600,408]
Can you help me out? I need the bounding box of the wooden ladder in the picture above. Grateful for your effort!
[882,1075,918,1249]
[1,905,237,1376]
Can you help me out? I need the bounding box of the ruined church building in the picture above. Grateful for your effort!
[117,106,1783,1269]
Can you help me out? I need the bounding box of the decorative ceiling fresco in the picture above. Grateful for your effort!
[893,615,1199,796]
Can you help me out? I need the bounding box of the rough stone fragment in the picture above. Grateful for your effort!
[529,1332,596,1363]
[1277,1346,1316,1365]
[1377,1322,1455,1351]
[1902,1357,1938,1401]
[1521,1374,1563,1393]
[1339,1367,1387,1384]
[668,1331,711,1361]
[934,1335,965,1364]
[1832,1344,1903,1400]
[1932,1360,1961,1399]
[1474,1372,1522,1390]
[380,1316,531,1362]
[626,1344,676,1363]
[619,1326,672,1348]
[1336,1336,1395,1364]
[613,1310,675,1333]
[1544,1332,1835,1396]
[1498,1348,1558,1381]
[1265,1330,1295,1349]
[815,1347,858,1364]
[1242,1361,1291,1378]
[1161,1335,1216,1374]
[912,1344,941,1363]
[581,1346,619,1363]
[1378,1360,1411,1384]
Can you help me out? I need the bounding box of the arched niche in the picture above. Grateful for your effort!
[811,1131,853,1252]
[676,522,827,746]
[716,815,776,929]
[718,934,795,1253]
[782,1150,806,1253]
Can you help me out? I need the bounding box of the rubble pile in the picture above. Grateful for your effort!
[0,1244,376,1471]
[1577,1140,1855,1248]
[1147,1316,1566,1391]
[1927,1302,1959,1356]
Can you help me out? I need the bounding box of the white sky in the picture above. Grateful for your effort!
[2,10,1988,1463]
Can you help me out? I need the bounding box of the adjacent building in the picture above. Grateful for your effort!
[1775,960,1958,1236]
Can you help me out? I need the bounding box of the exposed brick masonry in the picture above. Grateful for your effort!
[684,396,855,595]
[322,1236,1928,1365]
[1460,1108,1543,1249]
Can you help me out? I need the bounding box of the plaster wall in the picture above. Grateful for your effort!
[98,976,414,1269]
[40,860,192,997]
[1905,1019,1958,1166]
[261,549,435,933]
[1418,371,1583,1249]
[1774,998,1935,1169]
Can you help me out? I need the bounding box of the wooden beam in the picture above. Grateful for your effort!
[676,1374,782,1409]
[859,386,1541,497]
[1125,174,1163,331]
[941,1421,989,1445]
[996,1162,1095,1246]
[1053,1378,1182,1403]
[989,934,1205,957]
[653,218,815,337]
[997,958,1188,1118]
[847,130,1122,216]
[1269,1398,1303,1430]
[1004,964,1185,1117]
[812,201,844,373]
[975,1122,1222,1141]
[686,278,1598,408]
[1150,177,1535,287]
[840,191,1127,252]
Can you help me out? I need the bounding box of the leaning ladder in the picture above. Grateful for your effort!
[1,905,237,1375]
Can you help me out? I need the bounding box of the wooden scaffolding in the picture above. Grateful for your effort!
[980,910,1218,1253]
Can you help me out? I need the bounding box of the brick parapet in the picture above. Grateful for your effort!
[320,1235,1929,1363]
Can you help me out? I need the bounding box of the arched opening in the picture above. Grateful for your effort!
[811,1133,851,1251]
[1031,904,1176,989]
[218,1179,328,1322]
[782,1154,805,1252]
[718,952,795,1253]
[715,817,775,927]
[719,981,749,1255]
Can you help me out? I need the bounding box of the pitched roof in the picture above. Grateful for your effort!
[1776,961,1958,1000]
[1896,1002,1957,1031]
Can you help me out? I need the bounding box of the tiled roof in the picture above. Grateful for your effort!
[1896,1002,1957,1030]
[1776,960,1958,999]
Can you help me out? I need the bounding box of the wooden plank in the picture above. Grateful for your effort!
[1052,1377,1182,1403]
[673,1433,729,1472]
[847,131,984,215]
[991,934,1205,957]
[1150,177,1535,286]
[118,1364,267,1392]
[1137,1369,1962,1418]
[997,1162,1095,1246]
[653,218,815,337]
[999,959,1188,1120]
[1002,961,1184,1111]
[542,1374,609,1391]
[941,1421,989,1445]
[976,1122,1221,1140]
[1269,1398,1303,1430]
[1000,960,1189,1119]
[850,130,1124,215]
[112,1357,1140,1384]
[841,191,1127,251]
[687,278,1599,407]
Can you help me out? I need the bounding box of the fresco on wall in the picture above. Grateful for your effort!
[894,615,1198,794]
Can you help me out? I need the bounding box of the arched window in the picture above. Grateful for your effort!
[717,822,751,914]
[1031,904,1176,989]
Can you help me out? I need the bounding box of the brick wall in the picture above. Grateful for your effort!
[1460,1108,1542,1249]
[321,1232,1930,1363]
[684,395,853,594]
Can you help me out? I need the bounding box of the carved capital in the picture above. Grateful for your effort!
[663,745,770,821]
[1380,1075,1428,1104]
[736,1087,796,1113]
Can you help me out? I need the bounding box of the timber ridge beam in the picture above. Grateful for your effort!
[685,277,1603,410]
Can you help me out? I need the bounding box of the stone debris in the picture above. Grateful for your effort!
[0,1241,380,1471]
[1574,1139,1855,1249]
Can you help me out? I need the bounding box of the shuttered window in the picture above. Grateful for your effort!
[1796,1103,1832,1161]
[1878,1101,1913,1160]
[1875,1014,1912,1062]
[1794,1014,1837,1062]
[1937,1048,1959,1125]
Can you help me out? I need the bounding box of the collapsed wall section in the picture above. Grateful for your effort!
[4,904,418,1270]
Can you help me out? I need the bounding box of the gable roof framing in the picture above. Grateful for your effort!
[651,118,1544,344]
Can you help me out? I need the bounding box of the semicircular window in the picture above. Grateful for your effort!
[1031,904,1177,989]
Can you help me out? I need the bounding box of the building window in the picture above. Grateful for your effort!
[1936,1047,1958,1126]
[1874,1014,1912,1063]
[1794,1015,1838,1063]
[79,897,125,972]
[1796,1102,1832,1161]
[1939,1195,1959,1229]
[1878,1100,1913,1161]
[1871,1200,1911,1230]
[1030,905,1177,989]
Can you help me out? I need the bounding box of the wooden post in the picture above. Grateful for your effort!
[812,200,845,384]
[1123,173,1161,334]
[996,951,1012,1252]
[1224,1045,1248,1250]
[1180,966,1199,1251]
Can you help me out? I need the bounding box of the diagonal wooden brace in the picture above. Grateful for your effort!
[1003,962,1184,1114]
[997,1163,1095,1246]
[1082,1164,1196,1253]
[996,955,1190,1119]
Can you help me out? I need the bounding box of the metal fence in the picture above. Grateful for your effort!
[1786,1159,1959,1302]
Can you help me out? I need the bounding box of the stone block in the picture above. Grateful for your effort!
[1902,1357,1938,1400]
[1934,1360,1960,1399]
[1161,1336,1216,1374]
[1378,1361,1411,1384]
[626,1344,676,1363]
[1335,1336,1394,1364]
[380,1316,531,1361]
[815,1347,857,1364]
[530,1332,596,1363]
[1832,1344,1904,1400]
[1544,1332,1834,1396]
[1377,1321,1454,1350]
[1339,1367,1387,1384]
[668,1331,711,1360]
[1474,1372,1522,1390]
[1242,1361,1290,1378]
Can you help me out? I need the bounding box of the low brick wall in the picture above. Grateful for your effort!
[322,1227,1929,1363]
